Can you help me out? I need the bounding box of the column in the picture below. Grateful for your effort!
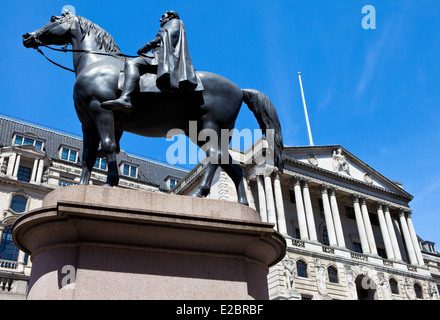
[293,177,309,240]
[6,153,17,176]
[256,176,267,223]
[384,205,402,261]
[398,209,418,265]
[12,154,21,177]
[31,159,39,182]
[376,203,395,260]
[352,195,370,254]
[406,212,424,266]
[360,198,378,255]
[329,188,345,248]
[273,173,287,235]
[302,180,317,241]
[264,174,278,229]
[321,185,337,247]
[36,159,45,183]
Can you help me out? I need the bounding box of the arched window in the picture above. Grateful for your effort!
[389,278,399,294]
[297,260,308,278]
[0,226,20,261]
[328,266,338,283]
[10,195,27,213]
[414,283,423,299]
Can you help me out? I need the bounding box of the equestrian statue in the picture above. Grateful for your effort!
[22,10,285,206]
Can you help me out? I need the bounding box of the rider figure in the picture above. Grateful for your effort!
[102,11,199,113]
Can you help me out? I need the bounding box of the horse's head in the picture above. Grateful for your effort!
[23,10,75,49]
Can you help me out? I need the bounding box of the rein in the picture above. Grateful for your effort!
[35,42,138,73]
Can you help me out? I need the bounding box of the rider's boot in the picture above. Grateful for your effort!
[101,63,139,113]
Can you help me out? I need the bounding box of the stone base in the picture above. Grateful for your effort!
[13,186,286,300]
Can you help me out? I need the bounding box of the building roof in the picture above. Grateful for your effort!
[0,115,189,190]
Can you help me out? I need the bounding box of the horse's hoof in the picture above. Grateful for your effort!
[103,183,113,187]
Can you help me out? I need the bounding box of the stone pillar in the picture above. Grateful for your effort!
[264,175,278,229]
[376,203,395,260]
[329,188,345,248]
[256,176,267,223]
[398,209,418,265]
[406,212,425,266]
[384,206,402,261]
[12,154,22,177]
[293,177,309,240]
[321,186,337,247]
[6,153,16,176]
[31,159,39,182]
[36,159,45,183]
[352,195,370,254]
[302,180,317,241]
[360,198,377,255]
[273,173,287,235]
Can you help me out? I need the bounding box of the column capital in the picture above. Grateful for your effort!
[376,202,384,210]
[292,176,302,185]
[301,179,311,187]
[321,184,330,193]
[351,193,360,203]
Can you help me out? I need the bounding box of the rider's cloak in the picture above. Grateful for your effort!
[144,19,199,91]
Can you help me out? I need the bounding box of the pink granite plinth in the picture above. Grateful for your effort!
[13,185,285,300]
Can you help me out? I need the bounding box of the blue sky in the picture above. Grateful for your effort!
[1,1,440,246]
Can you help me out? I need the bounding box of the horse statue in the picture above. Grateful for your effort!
[22,11,284,206]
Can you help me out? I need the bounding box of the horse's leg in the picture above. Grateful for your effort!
[191,122,221,198]
[79,124,100,185]
[89,97,119,187]
[220,154,249,206]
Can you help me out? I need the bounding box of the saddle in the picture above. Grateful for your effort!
[117,67,204,94]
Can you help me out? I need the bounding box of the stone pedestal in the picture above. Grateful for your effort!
[13,186,285,300]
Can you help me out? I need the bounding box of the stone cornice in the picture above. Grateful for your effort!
[284,157,413,203]
[0,176,55,194]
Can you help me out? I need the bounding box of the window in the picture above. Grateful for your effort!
[289,190,296,204]
[297,260,308,278]
[17,166,32,182]
[369,212,379,226]
[169,178,178,189]
[328,266,338,283]
[122,164,137,178]
[14,135,43,150]
[353,242,362,253]
[414,283,423,299]
[60,147,78,163]
[59,176,74,187]
[377,248,387,259]
[0,226,20,261]
[94,158,107,170]
[345,206,356,219]
[10,195,27,213]
[389,278,399,294]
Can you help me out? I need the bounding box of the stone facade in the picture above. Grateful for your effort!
[173,139,440,300]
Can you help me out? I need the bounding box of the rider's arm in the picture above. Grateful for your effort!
[137,35,161,55]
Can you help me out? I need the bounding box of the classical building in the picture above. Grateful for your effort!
[1,114,439,300]
[172,138,440,300]
[0,115,188,299]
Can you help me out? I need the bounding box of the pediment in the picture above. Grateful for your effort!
[284,145,411,198]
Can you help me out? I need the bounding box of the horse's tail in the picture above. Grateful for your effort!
[242,89,285,173]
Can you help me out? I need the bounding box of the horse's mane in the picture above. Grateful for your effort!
[76,16,121,53]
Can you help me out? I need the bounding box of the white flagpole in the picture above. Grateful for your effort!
[297,72,314,146]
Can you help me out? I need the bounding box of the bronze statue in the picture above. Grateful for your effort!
[102,11,199,113]
[22,10,285,206]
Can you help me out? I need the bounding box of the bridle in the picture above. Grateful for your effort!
[31,13,137,73]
